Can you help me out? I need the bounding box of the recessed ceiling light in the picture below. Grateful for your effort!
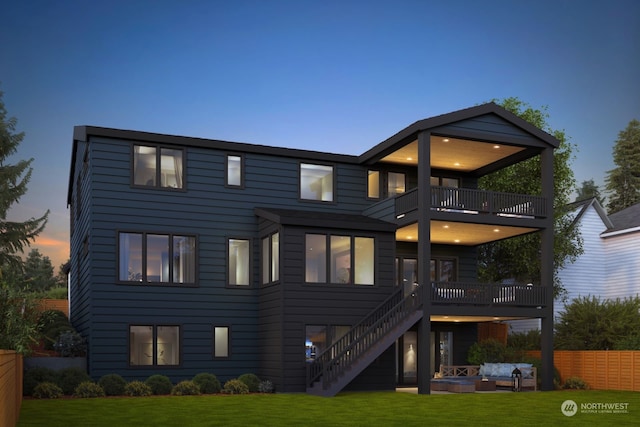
[493,145,500,149]
[406,157,413,161]
[454,239,460,243]
[443,138,449,142]
[454,162,460,166]
[443,316,449,319]
[443,225,449,229]
[493,228,500,232]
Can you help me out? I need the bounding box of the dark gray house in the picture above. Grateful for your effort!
[67,103,556,395]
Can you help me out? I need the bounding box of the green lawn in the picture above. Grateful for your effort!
[18,390,640,427]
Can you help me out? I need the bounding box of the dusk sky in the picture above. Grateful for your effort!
[2,0,639,271]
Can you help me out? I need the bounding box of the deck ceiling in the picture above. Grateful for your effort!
[396,221,538,246]
[380,136,525,172]
[431,315,525,322]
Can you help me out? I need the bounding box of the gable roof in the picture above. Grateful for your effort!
[565,197,613,229]
[604,202,640,235]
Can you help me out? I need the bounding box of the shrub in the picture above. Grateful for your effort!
[192,373,221,394]
[222,379,249,394]
[57,367,92,395]
[32,382,63,399]
[73,381,105,398]
[23,366,57,396]
[98,374,127,396]
[238,373,260,392]
[37,310,72,351]
[145,374,173,395]
[467,339,513,364]
[258,380,275,393]
[563,376,589,390]
[124,381,153,397]
[53,330,87,357]
[171,380,201,396]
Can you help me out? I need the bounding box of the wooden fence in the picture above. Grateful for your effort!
[0,350,23,427]
[38,298,69,317]
[527,350,640,391]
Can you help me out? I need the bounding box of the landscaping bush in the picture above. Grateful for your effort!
[518,355,562,390]
[23,366,57,396]
[562,376,589,390]
[32,382,63,399]
[98,374,127,396]
[145,374,173,395]
[222,379,249,394]
[73,381,105,398]
[57,367,92,395]
[37,310,72,351]
[467,338,513,364]
[171,380,201,396]
[192,373,221,394]
[258,380,275,393]
[53,330,87,357]
[124,381,153,397]
[238,373,261,392]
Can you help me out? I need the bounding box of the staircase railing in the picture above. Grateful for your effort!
[307,284,423,390]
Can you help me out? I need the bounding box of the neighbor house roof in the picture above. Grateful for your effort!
[603,202,640,236]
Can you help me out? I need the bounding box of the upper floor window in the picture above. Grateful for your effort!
[431,176,460,188]
[228,238,250,286]
[261,232,280,285]
[119,232,196,284]
[226,154,243,187]
[300,163,334,202]
[367,170,380,199]
[305,234,375,285]
[430,258,457,282]
[387,172,405,197]
[133,145,184,189]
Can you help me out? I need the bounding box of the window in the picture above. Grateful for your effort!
[213,326,230,358]
[119,232,196,284]
[129,325,180,366]
[133,145,184,189]
[305,234,375,285]
[367,170,380,199]
[430,258,457,282]
[387,172,405,197]
[226,154,243,187]
[261,232,280,284]
[300,163,333,201]
[228,238,250,286]
[431,176,460,188]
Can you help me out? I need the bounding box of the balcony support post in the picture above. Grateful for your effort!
[540,146,555,391]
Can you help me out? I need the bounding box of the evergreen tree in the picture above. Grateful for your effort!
[23,248,58,291]
[0,90,49,274]
[605,119,640,214]
[478,98,581,299]
[575,179,604,206]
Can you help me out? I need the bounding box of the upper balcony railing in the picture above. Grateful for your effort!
[431,281,547,307]
[395,186,547,219]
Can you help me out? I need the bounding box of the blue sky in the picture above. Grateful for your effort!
[2,0,639,269]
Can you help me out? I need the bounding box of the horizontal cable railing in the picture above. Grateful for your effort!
[395,187,547,218]
[307,284,423,390]
[431,281,547,307]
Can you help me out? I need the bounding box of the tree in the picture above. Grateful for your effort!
[0,89,49,274]
[23,248,58,292]
[575,179,604,206]
[0,280,39,354]
[478,98,582,299]
[555,296,640,350]
[605,119,640,214]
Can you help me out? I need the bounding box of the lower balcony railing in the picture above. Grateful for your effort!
[431,281,547,307]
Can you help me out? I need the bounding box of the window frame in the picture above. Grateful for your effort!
[367,169,380,200]
[227,237,251,287]
[386,171,406,197]
[128,324,182,368]
[131,144,186,191]
[225,153,245,188]
[299,162,336,203]
[117,231,198,286]
[213,325,231,359]
[304,233,376,286]
[261,231,280,285]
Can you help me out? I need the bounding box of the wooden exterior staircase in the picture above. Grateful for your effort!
[306,285,423,397]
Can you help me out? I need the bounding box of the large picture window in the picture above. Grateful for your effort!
[228,238,250,286]
[119,232,196,284]
[133,145,184,189]
[129,325,180,366]
[305,234,375,285]
[300,163,334,201]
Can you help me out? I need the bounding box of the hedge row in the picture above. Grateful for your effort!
[24,367,275,399]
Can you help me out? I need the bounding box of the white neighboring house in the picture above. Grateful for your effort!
[508,198,640,334]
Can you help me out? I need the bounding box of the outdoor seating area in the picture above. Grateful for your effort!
[431,364,537,392]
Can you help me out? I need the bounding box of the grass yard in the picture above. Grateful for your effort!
[18,390,640,427]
